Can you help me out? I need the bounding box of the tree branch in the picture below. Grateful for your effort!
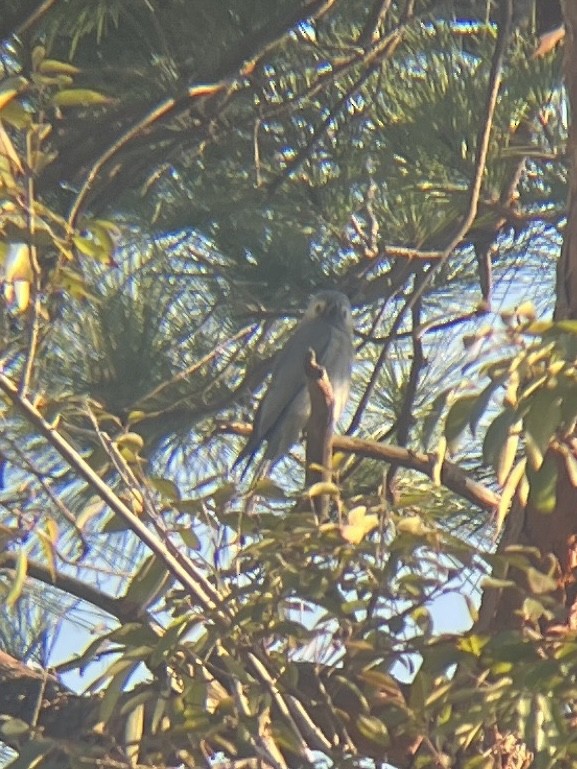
[334,434,499,512]
[0,370,231,627]
[305,348,335,520]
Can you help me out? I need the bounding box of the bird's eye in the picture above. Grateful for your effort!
[315,302,324,314]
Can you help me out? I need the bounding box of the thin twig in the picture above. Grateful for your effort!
[19,131,42,399]
[385,272,426,500]
[67,82,230,226]
[404,0,514,310]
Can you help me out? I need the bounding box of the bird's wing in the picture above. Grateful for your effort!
[235,319,334,468]
[254,318,335,439]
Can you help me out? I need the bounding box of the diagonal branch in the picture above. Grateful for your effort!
[334,433,499,512]
[406,0,514,310]
[0,370,231,627]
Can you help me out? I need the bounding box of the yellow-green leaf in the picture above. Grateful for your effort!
[496,457,526,532]
[73,234,113,263]
[396,515,429,536]
[124,702,144,767]
[516,300,536,321]
[36,519,58,582]
[355,715,389,746]
[444,394,478,447]
[38,59,81,76]
[253,476,287,499]
[340,506,379,544]
[124,555,171,613]
[115,432,145,453]
[0,76,28,111]
[496,420,521,486]
[31,45,46,69]
[483,408,518,470]
[307,481,339,497]
[525,566,558,594]
[149,476,180,501]
[524,390,562,454]
[52,88,112,107]
[6,550,27,608]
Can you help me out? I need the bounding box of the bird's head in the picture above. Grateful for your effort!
[303,290,352,331]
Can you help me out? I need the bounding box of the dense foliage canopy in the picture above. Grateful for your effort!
[1,1,576,768]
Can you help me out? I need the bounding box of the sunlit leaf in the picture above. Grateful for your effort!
[124,702,144,766]
[52,88,113,107]
[496,457,526,532]
[524,566,558,595]
[307,481,339,497]
[340,505,379,544]
[6,550,27,609]
[0,76,28,110]
[38,59,81,76]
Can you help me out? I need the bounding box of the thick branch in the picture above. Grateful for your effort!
[305,348,335,519]
[227,421,499,512]
[333,434,499,512]
[555,1,577,319]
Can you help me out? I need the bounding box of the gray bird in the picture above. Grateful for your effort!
[235,290,354,477]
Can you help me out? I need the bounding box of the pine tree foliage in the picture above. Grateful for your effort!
[0,1,575,767]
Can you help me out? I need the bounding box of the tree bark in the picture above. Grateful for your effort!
[554,2,577,319]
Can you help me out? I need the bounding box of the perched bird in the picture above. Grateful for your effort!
[235,289,354,477]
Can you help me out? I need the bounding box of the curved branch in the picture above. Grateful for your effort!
[0,552,134,624]
[334,433,499,512]
[226,421,500,512]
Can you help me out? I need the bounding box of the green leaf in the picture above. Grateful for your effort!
[123,556,171,610]
[253,476,287,499]
[496,457,526,532]
[2,739,55,769]
[0,76,28,110]
[524,389,562,454]
[177,526,201,550]
[73,234,114,263]
[444,394,478,447]
[468,376,504,435]
[355,715,390,746]
[149,476,180,500]
[526,451,558,514]
[554,319,577,334]
[0,717,30,738]
[524,566,558,594]
[124,702,144,766]
[421,386,452,448]
[99,661,140,723]
[496,420,521,486]
[482,408,518,470]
